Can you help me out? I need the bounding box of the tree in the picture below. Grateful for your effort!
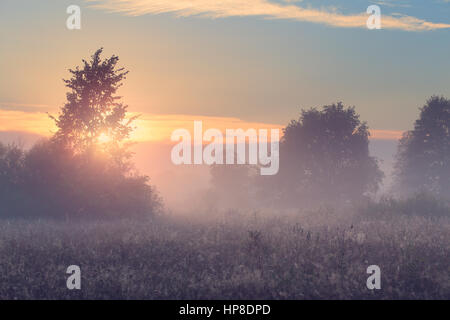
[0,49,161,219]
[266,103,383,208]
[51,48,137,165]
[394,96,450,199]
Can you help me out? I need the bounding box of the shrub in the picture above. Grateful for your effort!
[0,141,162,220]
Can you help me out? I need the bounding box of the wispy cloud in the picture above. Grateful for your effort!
[370,129,403,140]
[0,102,53,113]
[372,0,411,8]
[86,0,450,31]
[0,110,56,137]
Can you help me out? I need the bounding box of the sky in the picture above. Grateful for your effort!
[1,0,450,144]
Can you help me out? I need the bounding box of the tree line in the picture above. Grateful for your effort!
[209,97,449,210]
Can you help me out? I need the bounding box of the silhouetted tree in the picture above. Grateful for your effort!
[50,48,137,169]
[0,49,161,219]
[266,103,383,208]
[394,96,450,199]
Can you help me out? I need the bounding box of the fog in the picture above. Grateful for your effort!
[132,139,399,214]
[0,131,399,214]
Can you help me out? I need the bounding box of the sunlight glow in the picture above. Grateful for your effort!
[0,109,403,142]
[98,132,113,144]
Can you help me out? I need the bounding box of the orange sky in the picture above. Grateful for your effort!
[0,109,403,142]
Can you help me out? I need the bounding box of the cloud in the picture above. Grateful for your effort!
[0,110,56,137]
[130,113,284,142]
[0,102,53,113]
[86,0,450,31]
[372,1,410,8]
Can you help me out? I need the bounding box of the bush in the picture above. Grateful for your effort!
[0,143,28,217]
[0,141,161,220]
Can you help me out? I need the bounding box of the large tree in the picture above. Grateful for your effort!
[267,103,383,208]
[394,96,450,199]
[6,48,162,219]
[51,48,137,160]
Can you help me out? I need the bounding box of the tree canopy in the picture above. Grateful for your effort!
[209,103,383,209]
[266,103,383,207]
[394,96,450,199]
[51,48,137,157]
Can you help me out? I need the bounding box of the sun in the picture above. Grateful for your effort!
[98,132,113,143]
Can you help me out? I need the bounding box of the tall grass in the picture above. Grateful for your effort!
[0,208,448,300]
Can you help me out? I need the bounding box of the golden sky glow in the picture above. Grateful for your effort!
[0,110,56,136]
[0,109,403,142]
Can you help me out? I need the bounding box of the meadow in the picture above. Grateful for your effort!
[0,206,448,300]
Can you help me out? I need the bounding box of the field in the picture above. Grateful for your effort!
[0,209,449,300]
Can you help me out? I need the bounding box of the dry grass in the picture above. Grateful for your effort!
[0,209,448,300]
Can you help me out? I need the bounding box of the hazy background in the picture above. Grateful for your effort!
[1,0,449,211]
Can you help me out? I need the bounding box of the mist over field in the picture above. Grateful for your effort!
[1,60,449,300]
[0,209,448,300]
[1,109,449,300]
[132,139,400,214]
[1,0,450,300]
[0,134,398,214]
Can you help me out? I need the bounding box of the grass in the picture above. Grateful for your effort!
[0,209,448,300]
